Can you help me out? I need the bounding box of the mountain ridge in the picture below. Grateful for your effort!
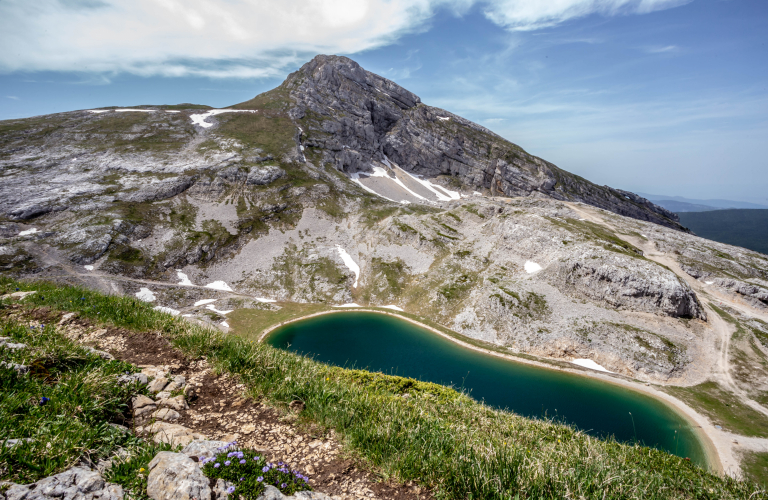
[259,55,684,230]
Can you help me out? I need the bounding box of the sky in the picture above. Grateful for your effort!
[1,0,766,203]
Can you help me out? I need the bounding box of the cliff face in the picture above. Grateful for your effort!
[279,55,684,230]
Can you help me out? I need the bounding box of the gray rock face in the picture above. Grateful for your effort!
[553,255,706,319]
[180,440,229,460]
[285,55,683,230]
[247,165,285,185]
[117,176,195,203]
[713,278,768,307]
[3,467,123,500]
[146,452,210,500]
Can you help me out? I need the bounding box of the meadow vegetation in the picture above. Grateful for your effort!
[1,278,766,499]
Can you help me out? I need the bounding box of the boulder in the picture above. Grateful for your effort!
[157,395,189,411]
[181,440,229,460]
[3,467,123,500]
[247,166,285,186]
[147,377,169,394]
[147,452,210,500]
[147,422,206,447]
[117,372,148,386]
[131,395,155,410]
[151,408,181,422]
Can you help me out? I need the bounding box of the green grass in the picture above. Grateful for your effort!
[0,302,167,497]
[2,278,766,499]
[665,382,768,438]
[740,452,768,486]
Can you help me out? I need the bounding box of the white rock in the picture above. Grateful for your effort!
[524,261,543,274]
[135,288,156,302]
[147,452,210,500]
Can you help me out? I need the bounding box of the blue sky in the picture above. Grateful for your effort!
[1,0,766,203]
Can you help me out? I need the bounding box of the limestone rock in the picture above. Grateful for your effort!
[147,452,210,500]
[163,375,186,393]
[147,422,206,447]
[134,404,157,417]
[117,177,195,204]
[287,55,684,230]
[157,395,189,411]
[117,372,148,386]
[0,361,29,374]
[181,440,229,460]
[247,166,285,186]
[151,408,181,422]
[85,346,114,360]
[132,394,155,410]
[3,467,123,500]
[147,377,169,394]
[213,479,236,500]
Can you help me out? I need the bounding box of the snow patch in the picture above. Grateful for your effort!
[115,108,154,113]
[705,281,714,285]
[154,306,180,316]
[176,270,193,286]
[333,303,361,308]
[473,191,482,196]
[205,281,233,292]
[221,320,230,328]
[86,109,110,114]
[524,261,543,274]
[190,109,256,128]
[135,288,156,302]
[349,172,398,202]
[18,228,38,236]
[84,265,94,271]
[165,110,181,113]
[572,359,612,373]
[336,245,360,288]
[255,297,277,303]
[382,305,404,311]
[399,169,461,201]
[206,304,233,315]
[437,116,450,121]
[641,234,648,238]
[193,299,217,307]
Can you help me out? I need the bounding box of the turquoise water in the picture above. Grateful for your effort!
[266,311,707,466]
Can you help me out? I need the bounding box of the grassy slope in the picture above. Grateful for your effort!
[0,300,172,498]
[2,279,766,499]
[677,210,768,256]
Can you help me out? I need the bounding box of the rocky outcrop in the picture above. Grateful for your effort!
[117,176,195,203]
[551,251,706,320]
[712,278,768,307]
[2,467,123,500]
[282,55,684,230]
[146,452,210,500]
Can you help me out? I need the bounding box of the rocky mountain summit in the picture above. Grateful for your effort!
[1,55,767,391]
[280,55,683,229]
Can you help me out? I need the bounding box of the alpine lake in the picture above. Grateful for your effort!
[264,311,707,467]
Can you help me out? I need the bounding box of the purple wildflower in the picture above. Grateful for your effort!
[226,486,235,494]
[214,463,220,468]
[257,477,264,482]
[239,459,246,464]
[239,478,244,482]
[262,466,270,472]
[224,461,231,466]
[253,456,260,461]
[281,483,287,489]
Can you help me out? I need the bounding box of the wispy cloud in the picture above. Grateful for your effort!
[0,0,691,79]
[5,95,20,100]
[645,44,679,53]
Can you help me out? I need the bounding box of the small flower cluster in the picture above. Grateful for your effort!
[201,442,311,499]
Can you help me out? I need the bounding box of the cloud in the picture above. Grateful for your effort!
[0,0,692,78]
[5,96,20,100]
[482,0,693,31]
[645,45,679,53]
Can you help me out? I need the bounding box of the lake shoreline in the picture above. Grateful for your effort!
[256,307,725,475]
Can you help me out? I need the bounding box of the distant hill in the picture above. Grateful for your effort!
[653,200,721,213]
[637,193,768,211]
[678,210,768,255]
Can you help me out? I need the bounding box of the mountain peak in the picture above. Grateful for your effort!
[280,55,682,230]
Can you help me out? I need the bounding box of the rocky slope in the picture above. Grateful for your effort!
[1,55,767,389]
